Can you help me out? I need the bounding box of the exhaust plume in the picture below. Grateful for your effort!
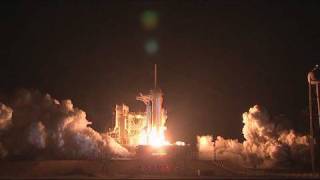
[0,89,130,160]
[198,105,309,168]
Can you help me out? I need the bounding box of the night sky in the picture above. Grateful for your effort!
[1,1,320,143]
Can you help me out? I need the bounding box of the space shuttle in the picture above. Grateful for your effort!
[136,64,166,144]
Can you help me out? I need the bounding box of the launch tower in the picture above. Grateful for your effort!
[110,64,167,146]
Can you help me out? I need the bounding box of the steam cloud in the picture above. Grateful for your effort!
[198,105,309,168]
[0,89,310,165]
[0,103,13,130]
[0,89,130,160]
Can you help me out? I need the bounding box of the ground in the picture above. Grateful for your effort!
[0,160,317,179]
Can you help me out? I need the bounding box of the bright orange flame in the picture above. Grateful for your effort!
[199,136,209,146]
[138,127,170,147]
[138,129,148,145]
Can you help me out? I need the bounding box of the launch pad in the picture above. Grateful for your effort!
[108,64,181,149]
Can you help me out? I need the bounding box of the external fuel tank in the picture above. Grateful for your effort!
[151,88,163,132]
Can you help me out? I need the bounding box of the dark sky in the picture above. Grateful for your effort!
[1,1,320,143]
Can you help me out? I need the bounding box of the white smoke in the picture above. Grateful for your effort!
[0,89,130,159]
[0,103,13,130]
[0,103,12,157]
[198,105,309,168]
[197,135,214,160]
[28,121,47,149]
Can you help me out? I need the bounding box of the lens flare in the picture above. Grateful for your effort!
[141,10,158,30]
[144,38,159,55]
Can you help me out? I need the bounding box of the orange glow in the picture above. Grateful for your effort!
[175,141,186,146]
[139,127,170,147]
[151,148,167,156]
[199,136,210,146]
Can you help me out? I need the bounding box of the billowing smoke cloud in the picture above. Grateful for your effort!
[0,89,130,160]
[198,105,309,168]
[0,103,12,157]
[0,103,13,130]
[28,121,47,149]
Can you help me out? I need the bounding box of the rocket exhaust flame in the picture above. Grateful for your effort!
[139,128,169,147]
[148,127,170,147]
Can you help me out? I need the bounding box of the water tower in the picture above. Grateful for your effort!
[308,64,320,172]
